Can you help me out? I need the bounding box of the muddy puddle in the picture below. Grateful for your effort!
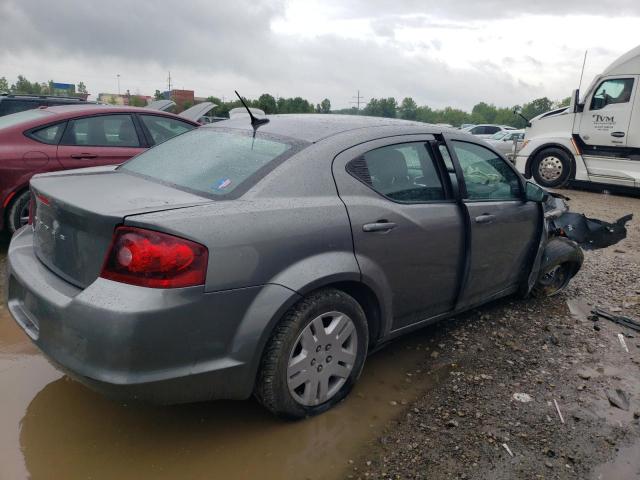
[0,297,448,480]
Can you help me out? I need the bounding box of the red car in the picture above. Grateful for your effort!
[0,105,200,232]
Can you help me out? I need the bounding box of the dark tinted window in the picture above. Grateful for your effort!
[29,122,66,144]
[139,114,196,145]
[0,99,38,116]
[485,126,500,134]
[452,141,521,200]
[62,114,140,147]
[348,142,445,202]
[122,129,294,197]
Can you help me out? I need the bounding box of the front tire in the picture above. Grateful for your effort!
[255,289,369,419]
[532,148,572,188]
[531,263,573,298]
[6,190,30,234]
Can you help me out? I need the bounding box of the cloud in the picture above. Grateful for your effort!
[0,0,638,111]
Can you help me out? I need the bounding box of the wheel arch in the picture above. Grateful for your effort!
[2,183,30,231]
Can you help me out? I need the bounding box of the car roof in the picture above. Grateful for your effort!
[3,104,200,129]
[208,114,451,143]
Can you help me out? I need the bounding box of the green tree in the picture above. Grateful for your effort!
[520,97,554,123]
[77,81,87,94]
[399,97,418,120]
[257,93,277,114]
[0,77,9,92]
[128,95,146,107]
[154,89,164,100]
[364,97,397,118]
[319,98,331,113]
[471,102,498,124]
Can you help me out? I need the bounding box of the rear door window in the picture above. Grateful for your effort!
[61,114,141,147]
[139,114,196,145]
[347,142,445,202]
[121,128,296,197]
[28,122,66,144]
[452,141,522,200]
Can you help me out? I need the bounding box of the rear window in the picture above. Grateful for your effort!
[0,108,51,130]
[121,128,297,197]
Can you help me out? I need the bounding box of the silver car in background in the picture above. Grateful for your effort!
[5,114,582,419]
[462,124,516,139]
[486,129,525,160]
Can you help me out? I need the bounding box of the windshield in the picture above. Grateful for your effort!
[0,108,51,130]
[490,131,508,140]
[121,128,297,197]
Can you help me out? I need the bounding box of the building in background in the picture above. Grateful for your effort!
[163,89,195,112]
[97,91,152,106]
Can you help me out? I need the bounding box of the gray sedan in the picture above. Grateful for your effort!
[5,114,582,418]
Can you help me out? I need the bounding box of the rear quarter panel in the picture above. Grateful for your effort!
[124,141,360,293]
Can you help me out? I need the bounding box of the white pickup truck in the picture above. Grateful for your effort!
[515,45,640,190]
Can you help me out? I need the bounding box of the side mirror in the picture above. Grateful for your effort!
[525,181,548,202]
[569,88,579,113]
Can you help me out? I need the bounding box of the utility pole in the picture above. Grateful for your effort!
[167,71,172,93]
[116,74,120,95]
[350,90,365,110]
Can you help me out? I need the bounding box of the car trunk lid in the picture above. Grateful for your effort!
[30,167,211,288]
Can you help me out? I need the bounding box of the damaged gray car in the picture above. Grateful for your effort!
[5,114,582,419]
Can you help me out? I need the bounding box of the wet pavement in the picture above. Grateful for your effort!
[0,234,447,480]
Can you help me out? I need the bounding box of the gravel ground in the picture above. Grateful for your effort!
[346,189,640,480]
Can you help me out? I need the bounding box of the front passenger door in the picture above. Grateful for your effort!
[447,139,540,308]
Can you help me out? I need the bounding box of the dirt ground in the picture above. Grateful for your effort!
[0,188,638,480]
[347,188,640,480]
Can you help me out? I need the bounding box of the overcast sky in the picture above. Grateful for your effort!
[1,0,638,110]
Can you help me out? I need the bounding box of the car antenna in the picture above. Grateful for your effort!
[512,106,531,128]
[235,90,269,128]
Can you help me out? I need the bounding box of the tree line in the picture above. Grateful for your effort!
[2,74,568,127]
[0,75,87,97]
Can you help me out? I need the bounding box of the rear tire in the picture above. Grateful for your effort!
[255,288,368,419]
[532,148,572,188]
[6,190,30,234]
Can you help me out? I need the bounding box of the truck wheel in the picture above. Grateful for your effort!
[7,190,31,234]
[532,148,572,188]
[255,288,368,419]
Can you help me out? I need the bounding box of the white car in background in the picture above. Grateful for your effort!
[462,124,516,139]
[486,129,525,160]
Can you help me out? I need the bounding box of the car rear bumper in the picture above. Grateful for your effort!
[5,227,300,404]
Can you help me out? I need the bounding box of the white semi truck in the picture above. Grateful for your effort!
[515,45,640,190]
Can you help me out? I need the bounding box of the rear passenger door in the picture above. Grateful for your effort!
[332,136,464,331]
[444,138,540,308]
[56,114,146,169]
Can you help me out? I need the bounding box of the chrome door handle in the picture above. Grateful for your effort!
[611,131,626,138]
[475,214,496,224]
[363,221,397,233]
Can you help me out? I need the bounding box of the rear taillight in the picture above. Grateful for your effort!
[100,226,208,288]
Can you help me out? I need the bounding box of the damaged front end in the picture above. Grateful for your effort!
[524,192,584,298]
